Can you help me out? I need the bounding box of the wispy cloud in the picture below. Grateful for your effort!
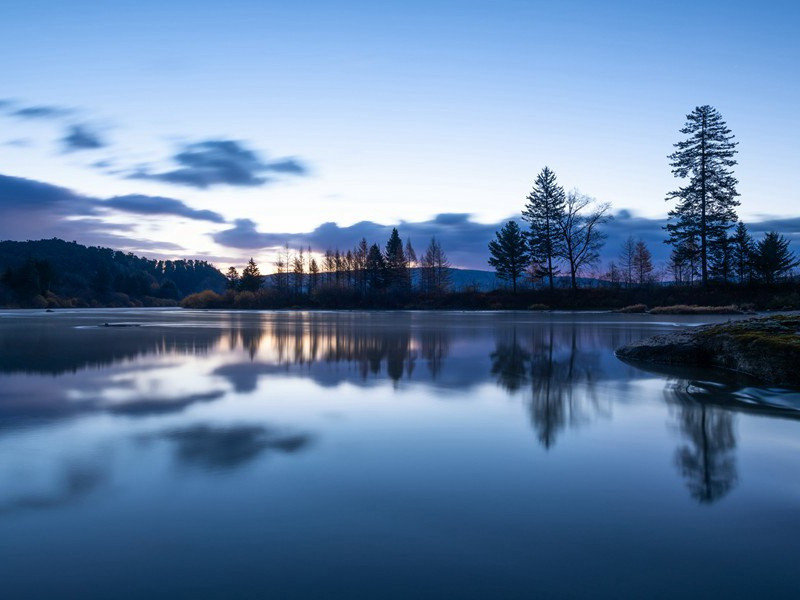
[61,124,106,151]
[129,139,308,189]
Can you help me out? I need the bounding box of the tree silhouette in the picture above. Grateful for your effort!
[632,239,654,286]
[555,191,610,289]
[752,231,799,284]
[239,258,265,292]
[730,221,754,284]
[225,266,240,290]
[384,227,409,291]
[666,105,739,286]
[488,220,530,293]
[365,243,386,291]
[523,167,565,291]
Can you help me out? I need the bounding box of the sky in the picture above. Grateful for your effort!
[1,0,799,269]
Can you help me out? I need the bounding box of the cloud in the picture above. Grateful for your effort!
[103,194,225,223]
[212,213,502,268]
[10,105,74,119]
[213,209,800,270]
[129,139,308,189]
[61,124,106,151]
[0,173,225,251]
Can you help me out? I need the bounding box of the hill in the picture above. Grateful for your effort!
[0,238,226,308]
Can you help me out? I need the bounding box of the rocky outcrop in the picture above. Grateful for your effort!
[616,314,800,386]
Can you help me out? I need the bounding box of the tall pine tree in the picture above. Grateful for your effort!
[666,105,739,286]
[522,167,565,291]
[488,221,530,293]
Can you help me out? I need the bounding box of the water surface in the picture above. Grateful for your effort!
[1,309,798,598]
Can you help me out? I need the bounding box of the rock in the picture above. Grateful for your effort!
[616,315,800,387]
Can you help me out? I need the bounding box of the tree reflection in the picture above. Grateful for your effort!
[666,380,739,504]
[491,326,607,449]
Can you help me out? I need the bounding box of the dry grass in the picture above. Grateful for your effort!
[648,304,743,315]
[616,304,648,313]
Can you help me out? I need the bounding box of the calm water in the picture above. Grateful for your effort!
[1,309,798,599]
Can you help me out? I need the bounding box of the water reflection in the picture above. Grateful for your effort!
[491,326,609,449]
[672,401,737,504]
[2,311,800,597]
[154,425,313,473]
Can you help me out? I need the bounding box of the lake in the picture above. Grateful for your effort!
[0,309,798,599]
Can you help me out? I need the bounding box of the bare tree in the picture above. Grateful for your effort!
[618,236,636,288]
[632,240,654,286]
[556,191,611,289]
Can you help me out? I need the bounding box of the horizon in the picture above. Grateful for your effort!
[2,0,799,271]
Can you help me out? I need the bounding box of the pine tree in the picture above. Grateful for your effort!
[730,221,754,284]
[488,221,530,293]
[666,105,739,286]
[225,266,240,290]
[522,167,566,290]
[752,232,799,284]
[384,227,408,290]
[239,258,265,292]
[365,243,386,291]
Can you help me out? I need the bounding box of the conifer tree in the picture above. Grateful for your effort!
[225,266,240,290]
[488,221,530,293]
[522,167,566,290]
[365,243,386,291]
[730,221,754,284]
[384,227,408,290]
[666,105,739,286]
[239,258,265,292]
[752,232,799,284]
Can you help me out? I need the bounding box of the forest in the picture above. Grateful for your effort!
[0,238,225,308]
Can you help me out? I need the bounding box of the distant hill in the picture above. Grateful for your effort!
[0,238,226,307]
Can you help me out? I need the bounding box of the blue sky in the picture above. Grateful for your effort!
[1,0,798,268]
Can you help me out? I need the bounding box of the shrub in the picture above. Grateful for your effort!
[616,304,647,313]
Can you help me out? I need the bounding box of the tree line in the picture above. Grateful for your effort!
[488,105,798,291]
[0,238,226,308]
[213,232,454,306]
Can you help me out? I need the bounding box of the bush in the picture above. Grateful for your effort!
[180,290,225,309]
[616,304,647,313]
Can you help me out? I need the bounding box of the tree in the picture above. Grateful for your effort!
[752,232,798,284]
[421,237,451,295]
[555,191,610,289]
[730,221,754,284]
[632,240,654,286]
[384,227,409,291]
[225,266,240,290]
[404,239,417,290]
[365,243,386,291]
[292,248,305,295]
[618,236,636,288]
[239,258,265,292]
[488,221,530,293]
[709,233,734,283]
[666,105,739,286]
[522,167,566,291]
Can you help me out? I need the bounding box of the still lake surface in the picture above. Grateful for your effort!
[0,309,798,598]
